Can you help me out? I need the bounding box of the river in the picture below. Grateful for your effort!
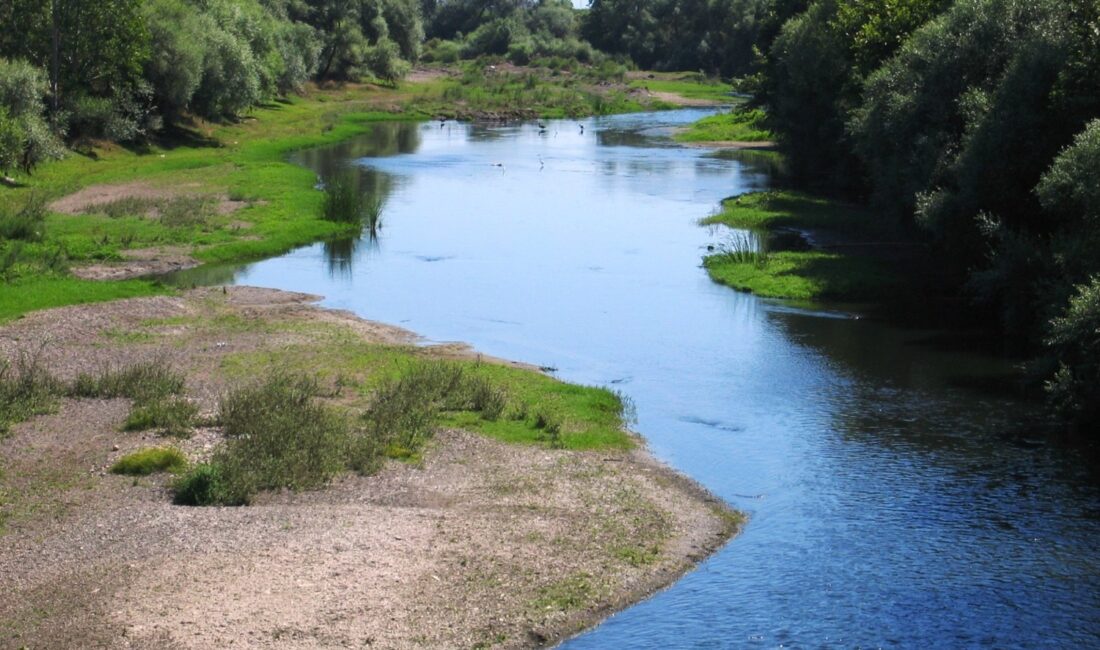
[170,109,1100,648]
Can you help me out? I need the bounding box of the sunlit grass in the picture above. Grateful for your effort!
[676,108,772,143]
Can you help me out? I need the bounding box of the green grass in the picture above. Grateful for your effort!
[701,190,883,236]
[532,573,596,612]
[675,108,772,143]
[122,397,198,438]
[703,250,899,301]
[110,447,188,476]
[221,331,636,453]
[403,66,649,119]
[701,191,907,302]
[628,73,734,102]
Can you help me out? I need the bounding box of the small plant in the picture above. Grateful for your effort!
[0,349,62,436]
[173,462,227,506]
[533,410,564,449]
[111,447,188,476]
[363,193,384,239]
[0,194,47,242]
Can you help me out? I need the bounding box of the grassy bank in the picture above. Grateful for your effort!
[701,191,908,301]
[0,65,724,323]
[627,72,734,103]
[0,288,636,514]
[675,108,772,143]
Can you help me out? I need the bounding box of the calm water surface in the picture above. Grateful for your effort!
[173,110,1100,647]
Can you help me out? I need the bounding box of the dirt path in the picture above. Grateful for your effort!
[0,288,739,649]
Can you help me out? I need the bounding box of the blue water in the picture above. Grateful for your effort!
[173,111,1100,648]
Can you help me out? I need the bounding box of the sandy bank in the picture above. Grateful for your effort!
[0,287,740,649]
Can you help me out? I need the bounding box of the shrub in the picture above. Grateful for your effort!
[1045,277,1100,427]
[111,447,188,476]
[173,462,228,505]
[366,39,410,86]
[207,374,349,504]
[361,360,510,458]
[0,59,63,175]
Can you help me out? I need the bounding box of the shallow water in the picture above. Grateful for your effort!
[170,110,1100,648]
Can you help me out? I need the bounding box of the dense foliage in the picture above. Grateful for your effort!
[582,0,767,76]
[0,0,427,144]
[752,0,1100,427]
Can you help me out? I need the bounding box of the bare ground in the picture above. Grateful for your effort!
[0,287,739,649]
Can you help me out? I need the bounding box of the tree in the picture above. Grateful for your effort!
[0,59,62,175]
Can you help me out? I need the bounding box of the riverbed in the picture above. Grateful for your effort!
[170,109,1100,648]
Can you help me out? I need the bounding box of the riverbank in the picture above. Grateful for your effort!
[0,286,741,649]
[0,66,727,323]
[701,190,919,302]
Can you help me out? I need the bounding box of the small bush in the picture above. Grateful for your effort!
[111,446,188,476]
[1045,277,1100,427]
[203,374,349,505]
[173,462,228,506]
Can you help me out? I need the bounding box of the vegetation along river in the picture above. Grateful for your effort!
[169,109,1100,647]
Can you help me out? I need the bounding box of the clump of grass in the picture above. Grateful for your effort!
[533,574,595,612]
[83,197,160,218]
[70,359,195,436]
[82,195,215,228]
[0,194,47,242]
[173,462,225,506]
[320,176,363,224]
[123,397,198,438]
[0,350,62,436]
[159,196,216,228]
[362,360,511,460]
[713,231,769,268]
[111,447,188,476]
[71,359,185,403]
[175,373,349,506]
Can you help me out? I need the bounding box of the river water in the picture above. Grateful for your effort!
[172,110,1100,647]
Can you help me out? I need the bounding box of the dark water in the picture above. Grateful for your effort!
[170,111,1100,648]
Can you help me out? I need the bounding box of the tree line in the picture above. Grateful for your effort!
[0,0,429,171]
[746,0,1100,428]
